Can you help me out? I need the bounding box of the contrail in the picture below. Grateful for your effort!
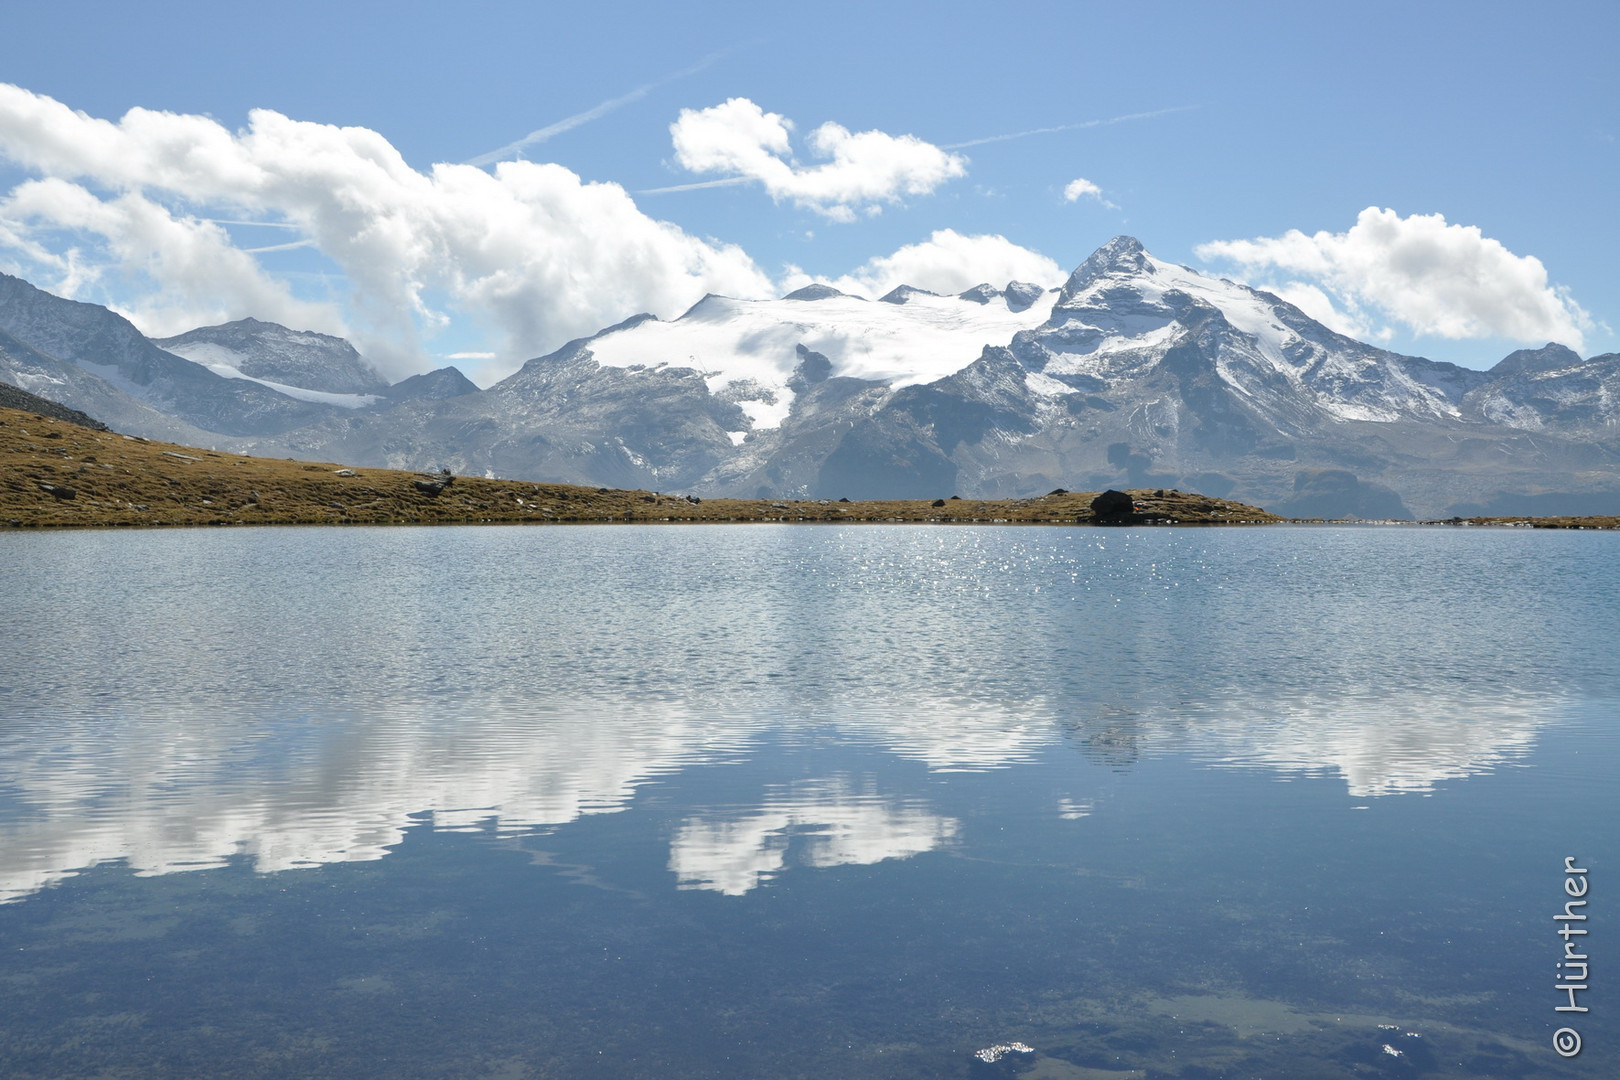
[243,238,316,254]
[465,48,740,167]
[207,219,302,229]
[941,104,1202,149]
[636,176,753,196]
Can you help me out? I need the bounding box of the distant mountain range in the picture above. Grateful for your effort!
[4,237,1618,518]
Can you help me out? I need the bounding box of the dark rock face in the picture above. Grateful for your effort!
[790,344,832,386]
[0,378,108,430]
[1489,342,1582,377]
[1090,489,1135,518]
[878,285,940,305]
[782,283,852,301]
[384,366,479,403]
[1004,281,1047,312]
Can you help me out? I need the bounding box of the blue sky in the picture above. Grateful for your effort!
[0,0,1613,383]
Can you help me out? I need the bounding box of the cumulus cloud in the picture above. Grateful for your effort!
[669,98,966,222]
[1196,207,1592,349]
[783,229,1064,299]
[1062,177,1118,210]
[1062,178,1101,201]
[0,83,774,379]
[1,177,340,337]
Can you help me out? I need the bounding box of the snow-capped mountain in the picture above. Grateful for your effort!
[1017,236,1486,427]
[0,276,482,442]
[4,240,1619,517]
[1464,343,1620,436]
[579,281,1058,435]
[154,318,390,403]
[0,273,349,437]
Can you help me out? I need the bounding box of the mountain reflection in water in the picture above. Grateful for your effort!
[1,523,1615,1079]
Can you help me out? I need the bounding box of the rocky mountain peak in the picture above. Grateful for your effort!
[1490,342,1582,377]
[878,285,942,305]
[154,318,388,396]
[1056,236,1150,303]
[783,283,855,302]
[1004,281,1047,312]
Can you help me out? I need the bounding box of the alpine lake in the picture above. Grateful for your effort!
[0,522,1614,1079]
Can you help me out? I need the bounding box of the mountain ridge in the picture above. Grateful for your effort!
[3,239,1618,518]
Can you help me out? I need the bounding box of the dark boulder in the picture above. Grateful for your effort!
[1090,489,1135,518]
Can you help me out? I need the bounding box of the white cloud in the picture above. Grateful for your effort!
[1062,177,1101,201]
[1262,281,1379,342]
[785,228,1064,299]
[1062,176,1118,211]
[1196,207,1592,349]
[669,784,959,895]
[669,97,966,222]
[0,83,774,379]
[1,177,341,337]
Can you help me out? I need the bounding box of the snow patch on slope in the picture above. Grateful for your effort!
[585,288,1057,430]
[170,342,381,408]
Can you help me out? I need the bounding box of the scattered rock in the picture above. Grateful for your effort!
[334,469,356,477]
[932,498,947,507]
[1047,488,1069,496]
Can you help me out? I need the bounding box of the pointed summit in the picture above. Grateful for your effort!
[1057,236,1150,304]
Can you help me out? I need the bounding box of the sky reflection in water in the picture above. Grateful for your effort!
[0,524,1614,1077]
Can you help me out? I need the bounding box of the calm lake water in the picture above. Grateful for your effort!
[0,523,1614,1078]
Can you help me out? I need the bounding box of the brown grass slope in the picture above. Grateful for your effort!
[1,405,1289,529]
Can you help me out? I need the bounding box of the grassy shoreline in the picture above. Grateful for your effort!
[5,404,1616,531]
[2,405,1278,529]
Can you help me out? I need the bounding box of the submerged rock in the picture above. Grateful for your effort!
[970,1041,1035,1077]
